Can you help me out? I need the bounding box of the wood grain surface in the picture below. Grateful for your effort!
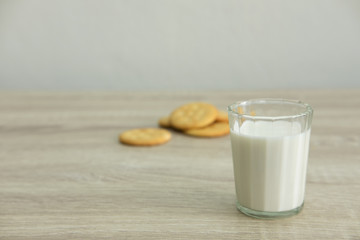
[0,90,359,239]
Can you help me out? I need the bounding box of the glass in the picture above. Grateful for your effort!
[228,99,313,219]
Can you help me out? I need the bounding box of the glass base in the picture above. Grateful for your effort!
[236,202,304,219]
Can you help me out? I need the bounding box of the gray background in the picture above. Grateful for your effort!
[1,0,359,90]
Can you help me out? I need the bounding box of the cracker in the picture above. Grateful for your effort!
[184,122,230,138]
[119,128,171,146]
[170,102,218,130]
[158,116,171,128]
[216,110,228,123]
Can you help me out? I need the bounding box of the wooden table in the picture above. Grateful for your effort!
[1,90,359,239]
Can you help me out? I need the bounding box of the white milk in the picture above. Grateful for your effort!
[231,120,311,212]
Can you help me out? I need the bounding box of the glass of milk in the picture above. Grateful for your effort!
[228,99,313,219]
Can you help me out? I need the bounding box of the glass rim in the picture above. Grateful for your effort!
[227,98,313,121]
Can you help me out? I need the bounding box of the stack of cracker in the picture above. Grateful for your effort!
[119,102,229,146]
[159,102,229,137]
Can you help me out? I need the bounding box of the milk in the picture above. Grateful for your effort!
[231,120,311,212]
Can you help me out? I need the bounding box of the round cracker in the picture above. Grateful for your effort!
[216,110,228,123]
[158,116,171,128]
[119,128,171,146]
[184,122,230,138]
[170,102,218,130]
